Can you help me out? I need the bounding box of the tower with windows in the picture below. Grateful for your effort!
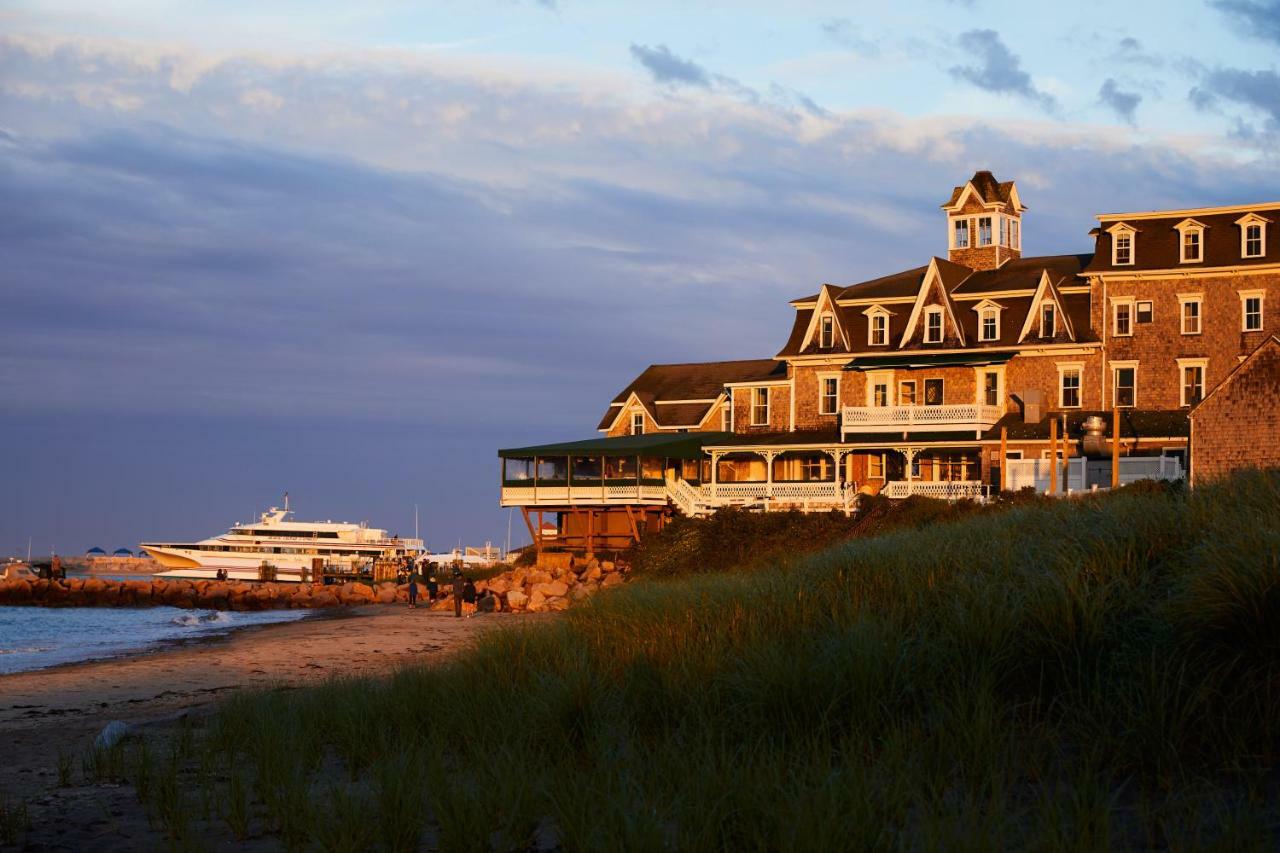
[941,170,1025,270]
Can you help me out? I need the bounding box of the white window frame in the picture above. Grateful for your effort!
[898,379,917,406]
[1176,358,1208,408]
[751,387,770,426]
[952,218,970,249]
[1240,290,1265,332]
[923,307,944,343]
[1244,223,1265,258]
[818,374,840,416]
[866,371,893,407]
[867,310,889,347]
[1057,362,1083,409]
[1111,227,1135,266]
[1112,299,1135,337]
[1011,219,1020,250]
[999,216,1007,247]
[1178,294,1202,336]
[867,452,885,479]
[977,216,993,247]
[922,377,945,406]
[976,367,1004,408]
[979,307,999,342]
[1176,221,1205,264]
[631,411,645,435]
[721,403,732,432]
[1039,302,1056,339]
[1111,361,1138,409]
[819,315,835,349]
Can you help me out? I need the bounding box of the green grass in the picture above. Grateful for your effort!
[130,471,1280,850]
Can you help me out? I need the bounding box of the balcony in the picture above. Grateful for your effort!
[841,404,1004,436]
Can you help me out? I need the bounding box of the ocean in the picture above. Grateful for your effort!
[0,604,307,674]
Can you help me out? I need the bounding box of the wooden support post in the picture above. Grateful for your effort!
[520,507,537,545]
[586,509,595,558]
[1049,417,1058,496]
[624,505,641,544]
[999,426,1008,493]
[1111,407,1121,489]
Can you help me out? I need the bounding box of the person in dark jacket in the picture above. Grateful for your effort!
[426,572,439,602]
[452,569,465,618]
[406,569,421,608]
[463,578,477,605]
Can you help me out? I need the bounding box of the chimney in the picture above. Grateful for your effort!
[1020,389,1044,424]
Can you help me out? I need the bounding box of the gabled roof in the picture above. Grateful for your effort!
[1017,270,1076,343]
[897,258,969,348]
[1191,335,1280,417]
[941,170,1025,212]
[597,359,784,431]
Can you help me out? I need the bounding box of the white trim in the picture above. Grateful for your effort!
[897,378,918,406]
[865,370,894,407]
[864,304,891,347]
[1107,222,1136,266]
[923,306,945,343]
[1177,293,1203,336]
[1111,296,1135,338]
[1111,360,1139,408]
[1176,358,1208,408]
[1056,361,1084,409]
[1240,289,1266,332]
[1237,213,1270,259]
[835,296,917,307]
[1175,218,1206,264]
[974,364,1005,408]
[750,387,771,426]
[723,379,790,388]
[631,411,646,435]
[1098,202,1280,221]
[654,398,719,405]
[897,258,967,348]
[972,298,1003,342]
[817,372,841,416]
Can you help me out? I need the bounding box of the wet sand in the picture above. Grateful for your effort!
[0,605,515,850]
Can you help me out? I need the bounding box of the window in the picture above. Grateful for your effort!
[981,371,1000,407]
[924,307,943,343]
[1113,301,1133,337]
[1245,223,1264,258]
[1040,303,1056,339]
[1113,231,1133,265]
[1136,301,1153,324]
[1180,226,1203,263]
[819,377,839,415]
[721,404,732,432]
[867,453,885,479]
[953,219,970,248]
[899,380,917,406]
[872,382,889,407]
[1180,297,1201,335]
[979,308,998,341]
[1011,219,1020,250]
[631,412,645,435]
[868,312,888,346]
[999,216,1007,246]
[1113,365,1137,408]
[1242,293,1264,331]
[1179,361,1205,407]
[923,378,944,406]
[1005,450,1024,460]
[819,315,835,348]
[1059,367,1081,408]
[978,216,993,246]
[751,388,770,426]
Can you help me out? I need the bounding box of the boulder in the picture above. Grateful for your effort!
[582,564,602,582]
[601,573,624,588]
[346,582,375,601]
[546,596,571,611]
[375,587,398,605]
[487,577,510,595]
[532,581,569,598]
[506,589,528,610]
[526,590,547,613]
[601,561,615,572]
[311,592,340,608]
[569,584,595,601]
[526,570,553,586]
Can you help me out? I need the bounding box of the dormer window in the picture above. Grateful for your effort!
[631,412,645,435]
[1010,219,1020,250]
[1176,219,1206,264]
[819,315,834,348]
[866,308,889,346]
[980,308,998,341]
[953,219,970,249]
[1040,303,1056,339]
[1114,231,1133,265]
[924,307,944,343]
[1237,213,1270,259]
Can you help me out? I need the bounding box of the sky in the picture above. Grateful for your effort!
[2,0,1280,555]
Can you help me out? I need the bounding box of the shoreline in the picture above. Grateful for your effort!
[1,604,519,848]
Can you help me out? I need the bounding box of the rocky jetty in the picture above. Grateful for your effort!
[0,558,627,612]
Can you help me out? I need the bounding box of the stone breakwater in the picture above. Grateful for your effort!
[0,558,626,613]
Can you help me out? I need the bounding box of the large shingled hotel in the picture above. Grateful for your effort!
[499,171,1280,551]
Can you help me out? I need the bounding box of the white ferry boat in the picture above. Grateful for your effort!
[140,502,423,582]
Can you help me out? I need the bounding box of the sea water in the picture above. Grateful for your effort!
[0,605,307,674]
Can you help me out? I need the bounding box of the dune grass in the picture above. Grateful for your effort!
[137,471,1280,850]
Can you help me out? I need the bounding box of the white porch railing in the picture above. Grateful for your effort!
[881,480,988,500]
[1006,458,1086,494]
[841,404,1004,434]
[500,483,668,507]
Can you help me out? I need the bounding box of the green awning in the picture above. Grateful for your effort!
[844,351,1015,371]
[499,432,732,460]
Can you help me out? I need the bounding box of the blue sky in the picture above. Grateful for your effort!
[2,1,1279,554]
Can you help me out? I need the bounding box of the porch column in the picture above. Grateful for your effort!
[762,450,779,498]
[710,451,724,499]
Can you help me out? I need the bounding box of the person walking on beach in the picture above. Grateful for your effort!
[452,568,465,618]
[406,568,420,609]
[426,569,439,602]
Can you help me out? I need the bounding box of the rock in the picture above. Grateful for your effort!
[569,584,595,600]
[487,578,510,595]
[526,590,547,612]
[546,596,570,611]
[526,570,553,586]
[311,592,339,608]
[375,587,398,605]
[95,721,130,750]
[601,561,615,572]
[601,573,624,588]
[506,589,528,610]
[347,582,375,600]
[532,581,568,598]
[582,564,602,582]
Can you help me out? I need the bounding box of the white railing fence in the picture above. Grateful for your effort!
[1005,458,1086,494]
[1006,456,1183,494]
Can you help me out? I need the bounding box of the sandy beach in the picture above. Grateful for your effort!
[0,605,517,850]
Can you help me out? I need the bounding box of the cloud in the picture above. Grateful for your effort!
[820,18,879,56]
[1191,67,1280,129]
[1109,36,1164,68]
[949,29,1057,112]
[629,43,710,87]
[1098,78,1141,124]
[1210,0,1280,44]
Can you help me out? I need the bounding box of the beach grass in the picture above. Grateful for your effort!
[133,470,1280,850]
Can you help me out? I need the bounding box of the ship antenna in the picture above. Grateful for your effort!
[284,491,290,513]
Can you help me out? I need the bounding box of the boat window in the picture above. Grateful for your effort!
[571,456,603,481]
[641,457,664,480]
[604,456,638,479]
[535,457,568,480]
[504,457,535,480]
